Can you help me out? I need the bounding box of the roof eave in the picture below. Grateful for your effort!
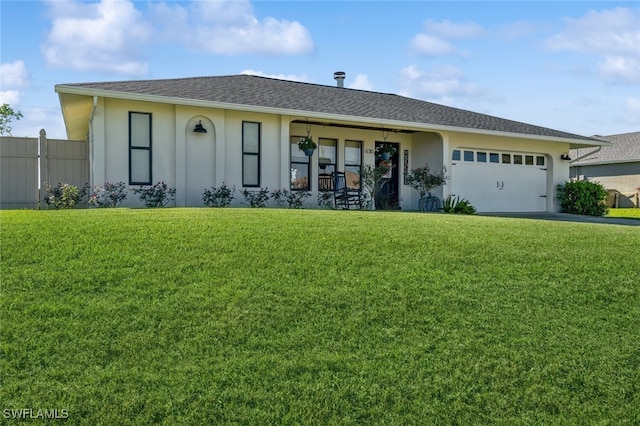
[55,84,605,146]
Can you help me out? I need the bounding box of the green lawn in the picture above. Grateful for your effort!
[607,208,640,219]
[1,208,639,424]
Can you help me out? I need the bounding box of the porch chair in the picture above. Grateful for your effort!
[331,171,362,209]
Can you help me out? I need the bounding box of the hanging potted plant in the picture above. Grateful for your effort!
[298,136,317,156]
[376,143,397,160]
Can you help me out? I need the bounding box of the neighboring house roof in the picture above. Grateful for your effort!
[56,74,602,145]
[570,131,640,166]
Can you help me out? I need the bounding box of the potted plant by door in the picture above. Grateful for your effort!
[376,143,397,160]
[298,136,317,156]
[405,163,448,211]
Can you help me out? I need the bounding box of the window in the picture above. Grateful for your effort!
[525,155,534,165]
[464,150,474,161]
[129,112,152,185]
[242,122,260,187]
[514,154,523,165]
[344,140,362,188]
[477,152,487,162]
[318,138,337,187]
[291,136,310,190]
[452,150,461,161]
[490,153,499,163]
[536,156,545,166]
[502,153,511,164]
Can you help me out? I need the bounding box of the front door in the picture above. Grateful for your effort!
[375,141,400,209]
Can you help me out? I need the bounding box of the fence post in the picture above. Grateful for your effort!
[39,128,48,209]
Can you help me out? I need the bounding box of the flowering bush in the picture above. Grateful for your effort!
[44,182,87,209]
[89,182,128,208]
[132,181,176,208]
[271,189,311,209]
[202,183,235,207]
[242,188,270,208]
[317,191,334,209]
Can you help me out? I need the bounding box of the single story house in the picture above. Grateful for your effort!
[55,73,607,212]
[570,131,640,208]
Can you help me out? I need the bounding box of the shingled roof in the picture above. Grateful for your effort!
[570,131,640,165]
[56,74,599,143]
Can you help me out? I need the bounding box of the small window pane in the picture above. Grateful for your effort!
[514,155,523,165]
[536,156,545,166]
[318,138,337,164]
[502,154,511,164]
[477,152,487,162]
[452,150,461,161]
[291,164,309,189]
[131,113,150,147]
[291,139,308,162]
[345,140,362,165]
[525,155,534,165]
[243,155,259,186]
[464,150,474,161]
[243,122,260,153]
[490,153,499,163]
[131,149,150,183]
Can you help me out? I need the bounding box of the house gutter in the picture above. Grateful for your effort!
[87,96,98,188]
[54,85,609,147]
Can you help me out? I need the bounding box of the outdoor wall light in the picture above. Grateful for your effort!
[560,152,571,161]
[193,120,207,133]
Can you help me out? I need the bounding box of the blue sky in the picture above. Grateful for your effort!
[1,0,639,139]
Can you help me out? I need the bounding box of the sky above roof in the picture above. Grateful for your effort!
[1,0,639,139]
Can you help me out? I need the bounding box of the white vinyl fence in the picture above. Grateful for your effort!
[0,129,88,209]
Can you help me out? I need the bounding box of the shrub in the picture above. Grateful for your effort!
[405,164,447,198]
[317,191,334,209]
[557,180,608,216]
[271,189,311,209]
[132,182,176,208]
[443,195,476,215]
[44,182,87,209]
[242,188,270,208]
[88,182,128,208]
[202,183,235,207]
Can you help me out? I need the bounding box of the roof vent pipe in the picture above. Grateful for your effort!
[334,71,345,88]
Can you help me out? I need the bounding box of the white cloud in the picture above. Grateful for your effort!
[0,60,29,89]
[598,57,640,84]
[348,74,374,91]
[422,19,484,39]
[624,97,640,124]
[182,0,314,55]
[545,7,640,85]
[0,60,29,105]
[240,70,309,82]
[411,19,483,56]
[411,34,457,56]
[0,90,21,105]
[398,64,502,107]
[41,0,151,75]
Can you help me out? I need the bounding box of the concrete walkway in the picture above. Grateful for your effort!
[478,212,640,226]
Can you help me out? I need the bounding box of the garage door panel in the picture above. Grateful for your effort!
[451,149,547,213]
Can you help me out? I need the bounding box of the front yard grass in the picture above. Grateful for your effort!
[1,208,639,424]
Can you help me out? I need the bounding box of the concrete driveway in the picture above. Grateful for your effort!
[479,212,640,226]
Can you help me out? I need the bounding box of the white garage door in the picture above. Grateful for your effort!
[450,149,548,212]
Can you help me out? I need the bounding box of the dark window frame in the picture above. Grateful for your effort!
[318,138,338,186]
[242,121,261,187]
[290,135,311,190]
[129,111,152,185]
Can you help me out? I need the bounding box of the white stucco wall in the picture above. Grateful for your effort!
[88,98,571,211]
